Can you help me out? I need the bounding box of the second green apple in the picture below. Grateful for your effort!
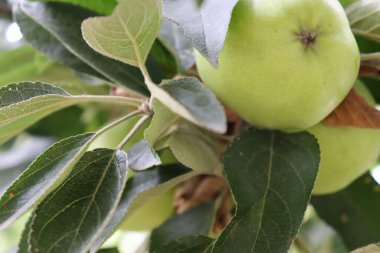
[310,81,380,194]
[196,0,360,131]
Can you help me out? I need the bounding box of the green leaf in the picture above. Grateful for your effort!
[340,0,358,8]
[32,0,118,15]
[346,0,380,43]
[213,128,320,253]
[148,39,178,79]
[147,77,227,140]
[126,139,161,171]
[146,100,223,173]
[0,133,94,229]
[82,0,226,134]
[28,149,128,253]
[0,82,139,145]
[352,244,380,253]
[16,0,149,95]
[159,19,195,71]
[312,173,380,250]
[154,236,213,253]
[90,164,197,252]
[145,100,180,147]
[81,0,162,68]
[160,78,226,134]
[168,121,223,174]
[163,0,238,67]
[150,202,215,252]
[97,248,120,253]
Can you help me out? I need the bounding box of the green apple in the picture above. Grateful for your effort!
[310,81,380,194]
[195,0,360,131]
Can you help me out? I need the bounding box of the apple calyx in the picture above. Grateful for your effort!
[298,30,318,48]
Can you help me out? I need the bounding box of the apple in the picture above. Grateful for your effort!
[310,81,380,194]
[195,0,360,131]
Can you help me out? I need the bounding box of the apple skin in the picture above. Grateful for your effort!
[195,0,360,131]
[310,81,380,194]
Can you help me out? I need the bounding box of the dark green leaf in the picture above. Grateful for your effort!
[213,128,320,253]
[32,0,117,15]
[340,0,358,7]
[155,236,213,253]
[16,0,149,95]
[150,202,215,252]
[0,133,94,229]
[126,139,161,171]
[14,3,107,81]
[91,164,196,252]
[148,40,178,80]
[0,82,68,108]
[361,77,380,104]
[29,149,128,253]
[163,0,238,67]
[28,106,87,139]
[97,248,120,253]
[312,173,380,250]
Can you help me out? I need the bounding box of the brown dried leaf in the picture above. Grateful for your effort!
[174,175,228,213]
[323,89,380,129]
[359,65,380,77]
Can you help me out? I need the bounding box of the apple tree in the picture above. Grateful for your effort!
[0,0,380,252]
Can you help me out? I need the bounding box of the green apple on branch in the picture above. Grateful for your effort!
[196,0,360,131]
[310,81,380,194]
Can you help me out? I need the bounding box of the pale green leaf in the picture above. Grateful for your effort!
[146,100,223,173]
[0,82,140,145]
[82,0,162,68]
